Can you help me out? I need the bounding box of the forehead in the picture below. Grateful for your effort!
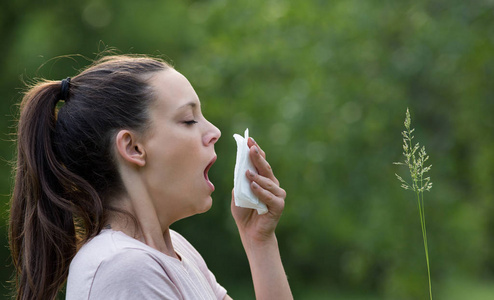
[148,69,200,111]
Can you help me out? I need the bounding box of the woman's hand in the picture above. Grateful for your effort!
[230,137,293,300]
[231,137,286,243]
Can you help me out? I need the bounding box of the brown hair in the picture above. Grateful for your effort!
[9,55,170,299]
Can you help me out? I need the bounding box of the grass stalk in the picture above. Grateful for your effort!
[394,108,433,300]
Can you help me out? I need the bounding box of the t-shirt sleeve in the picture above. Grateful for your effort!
[171,231,228,300]
[89,249,182,300]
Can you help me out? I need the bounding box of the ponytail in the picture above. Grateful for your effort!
[9,55,169,299]
[9,81,102,300]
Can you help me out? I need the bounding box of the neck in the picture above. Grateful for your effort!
[106,193,178,259]
[110,160,180,259]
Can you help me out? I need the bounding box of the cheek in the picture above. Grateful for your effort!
[146,138,201,192]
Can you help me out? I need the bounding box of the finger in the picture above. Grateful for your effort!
[251,181,285,214]
[249,145,279,185]
[246,169,285,198]
[248,137,266,159]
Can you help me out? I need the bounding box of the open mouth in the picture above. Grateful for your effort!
[204,155,217,190]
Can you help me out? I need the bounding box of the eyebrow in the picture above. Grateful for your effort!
[178,101,198,110]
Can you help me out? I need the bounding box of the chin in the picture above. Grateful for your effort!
[181,196,213,220]
[198,196,213,213]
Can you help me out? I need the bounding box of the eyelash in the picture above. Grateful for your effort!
[184,120,198,126]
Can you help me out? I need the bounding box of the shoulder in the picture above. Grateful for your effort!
[89,243,181,299]
[86,230,173,275]
[98,247,164,272]
[92,247,169,285]
[67,230,182,300]
[70,229,153,271]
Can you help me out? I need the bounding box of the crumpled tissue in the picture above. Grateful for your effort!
[233,128,268,215]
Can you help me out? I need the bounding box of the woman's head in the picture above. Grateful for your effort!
[54,55,170,199]
[10,55,174,299]
[116,69,221,226]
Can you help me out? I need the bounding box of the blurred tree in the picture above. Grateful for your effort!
[1,0,494,299]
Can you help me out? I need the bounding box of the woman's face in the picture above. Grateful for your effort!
[140,69,221,224]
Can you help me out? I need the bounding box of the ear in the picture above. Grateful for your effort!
[115,130,146,167]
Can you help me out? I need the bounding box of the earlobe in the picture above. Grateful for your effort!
[115,130,146,167]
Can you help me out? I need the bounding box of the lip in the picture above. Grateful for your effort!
[204,154,217,191]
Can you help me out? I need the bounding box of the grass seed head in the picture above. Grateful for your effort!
[394,108,433,193]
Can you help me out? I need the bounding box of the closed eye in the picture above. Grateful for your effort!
[183,120,198,126]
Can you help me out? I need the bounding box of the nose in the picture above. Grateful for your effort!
[203,120,221,146]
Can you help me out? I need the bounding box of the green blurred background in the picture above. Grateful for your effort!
[1,0,494,299]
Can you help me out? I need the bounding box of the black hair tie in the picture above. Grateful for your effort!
[60,77,71,101]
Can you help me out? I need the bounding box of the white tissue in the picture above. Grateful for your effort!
[233,128,268,215]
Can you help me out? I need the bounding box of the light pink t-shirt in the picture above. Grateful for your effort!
[66,229,227,300]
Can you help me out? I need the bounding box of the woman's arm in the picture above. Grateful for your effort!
[231,137,293,300]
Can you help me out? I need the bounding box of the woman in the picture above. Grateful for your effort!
[9,55,292,299]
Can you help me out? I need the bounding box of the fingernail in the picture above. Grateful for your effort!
[252,181,259,189]
[251,137,257,144]
[246,169,255,178]
[254,146,259,154]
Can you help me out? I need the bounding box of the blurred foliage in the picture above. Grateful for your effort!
[1,0,494,299]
